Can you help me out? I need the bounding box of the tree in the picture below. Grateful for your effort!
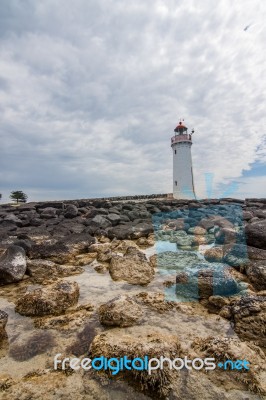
[9,190,28,204]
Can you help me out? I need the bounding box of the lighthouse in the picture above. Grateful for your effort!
[171,120,196,199]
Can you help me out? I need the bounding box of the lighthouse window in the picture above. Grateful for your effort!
[175,181,177,186]
[174,150,176,154]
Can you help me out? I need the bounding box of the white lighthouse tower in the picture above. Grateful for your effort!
[171,120,196,199]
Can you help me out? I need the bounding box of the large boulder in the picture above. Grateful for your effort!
[64,204,79,218]
[107,224,134,240]
[91,215,111,229]
[0,310,8,340]
[98,295,144,327]
[223,244,249,268]
[0,245,27,284]
[90,327,180,396]
[176,266,240,300]
[192,336,266,395]
[29,233,95,263]
[106,213,121,226]
[230,295,266,347]
[109,253,154,285]
[204,247,223,262]
[40,207,58,219]
[26,259,59,283]
[15,280,79,316]
[245,220,266,250]
[245,261,266,291]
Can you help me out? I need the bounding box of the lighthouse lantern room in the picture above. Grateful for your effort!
[171,120,196,199]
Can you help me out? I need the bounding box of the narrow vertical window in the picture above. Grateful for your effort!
[175,181,177,186]
[174,150,176,154]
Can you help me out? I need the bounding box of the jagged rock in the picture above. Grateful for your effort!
[223,244,249,268]
[230,295,266,346]
[106,213,121,225]
[199,218,216,230]
[204,247,223,262]
[245,261,266,291]
[0,245,27,284]
[247,246,266,260]
[40,207,58,219]
[15,280,79,316]
[132,222,153,239]
[208,295,230,309]
[243,211,254,220]
[98,295,143,327]
[26,259,59,282]
[29,233,95,263]
[246,220,266,250]
[107,224,134,239]
[0,310,8,340]
[91,215,111,229]
[64,204,78,218]
[109,254,154,285]
[4,213,22,226]
[215,227,237,244]
[90,327,180,397]
[157,251,200,271]
[197,268,239,299]
[176,266,240,299]
[191,336,266,395]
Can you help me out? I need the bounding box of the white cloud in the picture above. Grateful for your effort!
[0,0,265,202]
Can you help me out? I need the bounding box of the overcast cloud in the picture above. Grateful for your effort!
[0,0,265,202]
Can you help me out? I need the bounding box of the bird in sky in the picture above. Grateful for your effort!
[244,24,252,31]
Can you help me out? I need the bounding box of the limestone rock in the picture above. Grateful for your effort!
[0,310,8,340]
[90,327,180,396]
[223,244,249,268]
[245,260,266,291]
[0,245,27,284]
[204,247,223,262]
[98,295,143,327]
[26,259,59,282]
[192,336,266,395]
[15,280,79,316]
[176,266,240,300]
[231,295,266,346]
[109,254,154,285]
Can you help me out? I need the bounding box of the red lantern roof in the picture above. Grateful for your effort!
[174,121,187,132]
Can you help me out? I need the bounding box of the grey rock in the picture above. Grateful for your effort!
[98,295,143,327]
[245,260,266,291]
[40,207,57,219]
[64,204,79,218]
[0,310,8,339]
[91,215,111,229]
[246,219,266,250]
[106,213,121,226]
[0,245,27,284]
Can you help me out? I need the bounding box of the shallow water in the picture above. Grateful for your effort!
[0,240,241,387]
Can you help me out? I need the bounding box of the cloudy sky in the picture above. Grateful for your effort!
[0,0,265,202]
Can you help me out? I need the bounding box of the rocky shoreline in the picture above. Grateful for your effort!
[0,196,265,399]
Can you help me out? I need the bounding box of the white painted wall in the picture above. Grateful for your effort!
[172,141,196,199]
